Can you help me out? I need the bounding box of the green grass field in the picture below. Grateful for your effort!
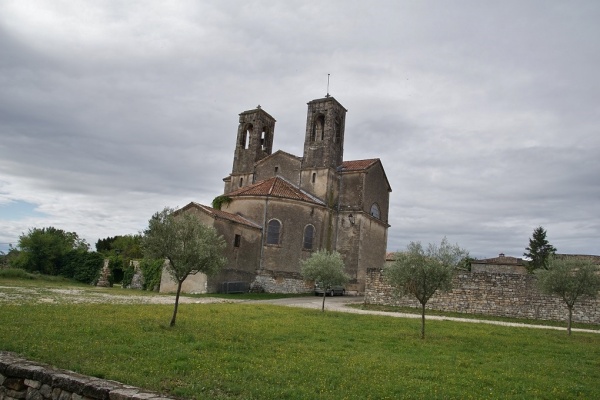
[1,278,599,399]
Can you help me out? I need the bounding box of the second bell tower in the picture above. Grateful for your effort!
[226,105,276,193]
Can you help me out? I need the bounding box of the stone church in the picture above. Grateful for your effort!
[171,95,391,294]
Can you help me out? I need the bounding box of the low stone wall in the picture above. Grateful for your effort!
[0,352,173,400]
[365,268,600,324]
[251,270,312,294]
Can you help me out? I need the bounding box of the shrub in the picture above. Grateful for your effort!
[61,250,103,284]
[0,268,36,280]
[140,258,163,291]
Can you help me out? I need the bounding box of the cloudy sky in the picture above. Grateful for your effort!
[1,1,598,258]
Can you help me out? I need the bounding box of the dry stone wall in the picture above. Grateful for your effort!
[251,271,312,294]
[365,268,600,324]
[0,352,173,400]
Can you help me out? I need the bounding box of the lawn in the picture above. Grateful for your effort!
[1,280,599,399]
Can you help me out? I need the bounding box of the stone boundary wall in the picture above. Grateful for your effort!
[365,269,600,324]
[251,271,312,294]
[0,352,174,400]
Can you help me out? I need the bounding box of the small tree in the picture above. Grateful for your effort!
[524,226,557,272]
[536,256,600,335]
[301,250,349,312]
[385,238,469,339]
[142,207,226,327]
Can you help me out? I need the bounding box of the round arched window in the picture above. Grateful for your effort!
[266,219,282,245]
[370,203,380,219]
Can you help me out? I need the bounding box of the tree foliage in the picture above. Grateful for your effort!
[61,250,103,284]
[524,226,557,272]
[96,234,143,259]
[536,256,600,335]
[13,227,89,275]
[211,195,232,210]
[385,238,469,339]
[142,207,226,326]
[300,250,349,311]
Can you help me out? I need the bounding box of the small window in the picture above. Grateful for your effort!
[234,234,241,248]
[266,219,281,245]
[239,177,243,187]
[370,203,380,219]
[311,173,316,183]
[303,225,314,250]
[274,166,279,174]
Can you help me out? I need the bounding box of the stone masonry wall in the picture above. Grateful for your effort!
[0,352,173,400]
[365,268,600,324]
[251,271,312,294]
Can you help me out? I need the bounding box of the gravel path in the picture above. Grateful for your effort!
[0,285,239,305]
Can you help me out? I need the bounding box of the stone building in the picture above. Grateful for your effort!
[165,96,391,294]
[470,253,528,274]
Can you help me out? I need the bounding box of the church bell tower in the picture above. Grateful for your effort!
[226,105,276,193]
[302,96,347,169]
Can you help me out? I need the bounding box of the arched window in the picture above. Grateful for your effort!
[239,177,243,187]
[303,225,315,250]
[312,115,325,142]
[370,203,381,219]
[260,127,269,151]
[266,219,282,245]
[241,124,252,149]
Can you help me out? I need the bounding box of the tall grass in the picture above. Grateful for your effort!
[1,302,598,399]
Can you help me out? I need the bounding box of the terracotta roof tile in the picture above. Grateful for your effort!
[341,159,379,171]
[180,202,262,229]
[228,177,325,205]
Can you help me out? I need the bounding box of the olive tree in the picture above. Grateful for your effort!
[142,207,226,327]
[536,256,600,335]
[385,238,469,339]
[301,250,349,312]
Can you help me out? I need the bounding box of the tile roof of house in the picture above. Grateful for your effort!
[180,202,262,229]
[341,158,380,171]
[474,255,526,265]
[227,176,326,205]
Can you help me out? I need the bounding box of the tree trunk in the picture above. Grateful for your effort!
[170,280,183,327]
[421,302,426,339]
[321,291,326,312]
[567,305,573,336]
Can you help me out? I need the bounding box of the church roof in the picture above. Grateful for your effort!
[254,150,302,167]
[228,176,326,205]
[341,158,392,192]
[179,202,262,229]
[341,159,380,171]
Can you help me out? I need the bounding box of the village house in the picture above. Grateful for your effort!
[161,96,391,294]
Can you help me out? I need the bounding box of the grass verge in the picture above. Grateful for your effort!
[350,303,600,331]
[1,301,599,399]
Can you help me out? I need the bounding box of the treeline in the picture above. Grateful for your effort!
[1,227,162,289]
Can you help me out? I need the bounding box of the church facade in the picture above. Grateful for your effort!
[179,96,391,294]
